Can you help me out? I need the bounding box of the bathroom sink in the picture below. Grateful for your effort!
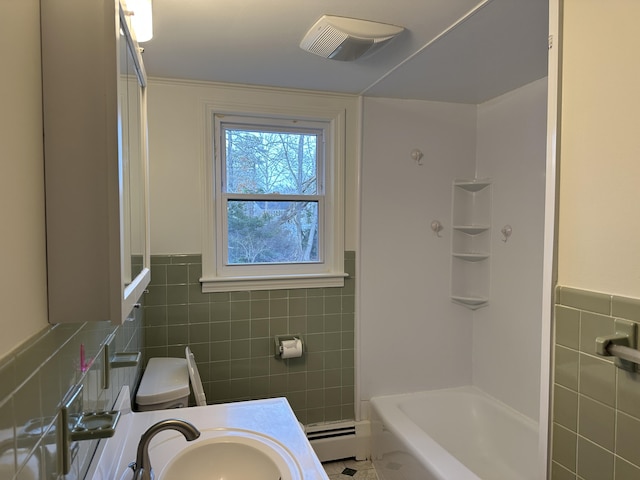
[151,428,303,480]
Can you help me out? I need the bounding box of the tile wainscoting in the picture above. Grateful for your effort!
[143,252,356,425]
[552,286,640,480]
[0,308,142,480]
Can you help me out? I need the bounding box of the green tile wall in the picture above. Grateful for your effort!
[0,309,143,480]
[552,286,640,480]
[143,252,356,425]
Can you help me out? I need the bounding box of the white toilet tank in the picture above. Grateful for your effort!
[136,357,190,411]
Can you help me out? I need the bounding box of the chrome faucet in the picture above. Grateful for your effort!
[131,418,201,480]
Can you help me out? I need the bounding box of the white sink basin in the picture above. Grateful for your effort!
[151,428,303,480]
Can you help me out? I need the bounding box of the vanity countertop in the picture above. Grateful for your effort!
[85,387,329,480]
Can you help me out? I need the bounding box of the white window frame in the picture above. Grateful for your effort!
[201,100,346,293]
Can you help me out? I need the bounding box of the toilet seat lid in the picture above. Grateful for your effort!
[185,346,207,406]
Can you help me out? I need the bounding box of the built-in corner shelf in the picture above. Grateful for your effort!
[450,178,491,309]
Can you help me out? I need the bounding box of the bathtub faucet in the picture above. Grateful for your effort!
[130,418,201,480]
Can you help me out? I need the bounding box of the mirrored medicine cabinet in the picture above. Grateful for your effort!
[41,0,150,324]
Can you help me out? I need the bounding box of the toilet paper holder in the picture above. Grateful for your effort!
[274,334,304,359]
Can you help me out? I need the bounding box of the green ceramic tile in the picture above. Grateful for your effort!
[144,305,167,326]
[342,296,355,314]
[342,368,355,386]
[230,359,251,379]
[287,372,307,391]
[230,301,250,321]
[307,297,324,315]
[250,376,269,398]
[307,389,324,408]
[578,395,615,450]
[306,408,324,424]
[269,374,287,395]
[325,405,342,422]
[187,343,209,364]
[230,339,251,359]
[269,290,288,299]
[325,351,341,370]
[288,298,307,316]
[305,333,324,352]
[170,254,201,264]
[344,258,356,278]
[250,300,269,319]
[150,255,171,265]
[577,436,613,480]
[580,312,614,355]
[307,315,325,334]
[168,325,188,345]
[167,304,188,324]
[250,291,269,300]
[166,264,188,285]
[306,353,324,373]
[188,323,209,344]
[324,369,341,388]
[251,338,271,358]
[188,263,202,284]
[250,318,269,338]
[325,296,341,315]
[289,316,307,334]
[617,370,640,419]
[342,314,355,332]
[325,314,341,332]
[230,320,250,340]
[558,287,611,315]
[166,284,189,305]
[188,284,209,304]
[270,298,288,317]
[554,384,578,431]
[615,456,640,480]
[307,370,323,389]
[342,331,355,349]
[144,285,167,306]
[307,288,323,297]
[286,391,307,410]
[552,423,577,472]
[555,306,580,350]
[210,292,230,303]
[288,288,306,298]
[188,303,210,324]
[210,322,230,342]
[250,357,269,377]
[210,361,230,381]
[210,342,230,362]
[343,278,355,295]
[551,461,576,480]
[209,380,231,401]
[612,296,640,322]
[269,317,287,336]
[230,291,250,301]
[144,326,167,348]
[324,332,341,351]
[324,386,342,406]
[579,353,616,406]
[149,264,167,285]
[211,302,231,321]
[616,412,640,467]
[342,350,355,369]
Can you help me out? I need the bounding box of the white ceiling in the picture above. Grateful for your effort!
[140,0,549,104]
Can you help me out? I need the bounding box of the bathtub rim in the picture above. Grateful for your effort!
[370,385,538,480]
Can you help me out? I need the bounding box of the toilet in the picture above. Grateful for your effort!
[135,347,206,411]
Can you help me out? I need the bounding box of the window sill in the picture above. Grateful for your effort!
[200,272,348,293]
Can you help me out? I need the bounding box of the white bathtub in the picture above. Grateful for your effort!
[370,386,538,480]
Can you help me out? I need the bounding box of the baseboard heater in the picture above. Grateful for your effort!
[305,420,370,462]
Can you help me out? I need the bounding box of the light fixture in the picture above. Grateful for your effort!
[127,0,153,42]
[300,15,404,62]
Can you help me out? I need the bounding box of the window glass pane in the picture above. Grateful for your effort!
[224,127,318,195]
[227,200,319,264]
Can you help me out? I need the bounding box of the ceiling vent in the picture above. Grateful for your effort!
[300,15,404,62]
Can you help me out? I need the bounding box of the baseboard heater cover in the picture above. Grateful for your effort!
[306,420,370,462]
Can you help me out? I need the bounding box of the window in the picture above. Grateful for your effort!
[202,104,345,292]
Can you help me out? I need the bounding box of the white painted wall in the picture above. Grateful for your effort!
[558,0,640,298]
[474,78,548,420]
[147,79,360,254]
[0,0,49,359]
[359,97,478,400]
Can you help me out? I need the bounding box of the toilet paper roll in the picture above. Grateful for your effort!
[280,338,303,359]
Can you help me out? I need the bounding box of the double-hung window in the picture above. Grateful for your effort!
[202,106,345,292]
